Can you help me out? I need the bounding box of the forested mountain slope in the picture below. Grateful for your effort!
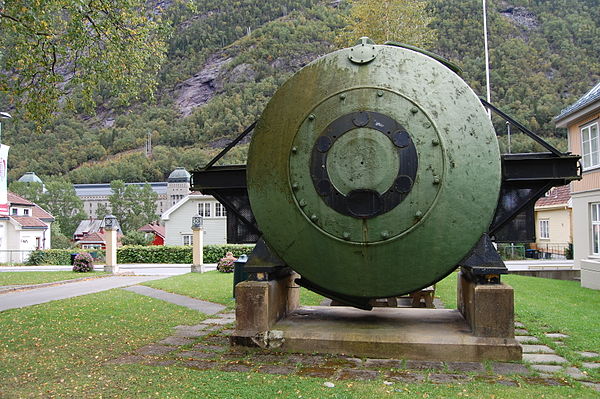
[3,0,598,183]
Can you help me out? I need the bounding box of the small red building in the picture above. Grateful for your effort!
[138,223,165,246]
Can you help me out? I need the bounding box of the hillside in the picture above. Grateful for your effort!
[2,0,598,183]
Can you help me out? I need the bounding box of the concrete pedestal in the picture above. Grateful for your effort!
[581,259,600,290]
[231,271,520,361]
[190,227,204,273]
[232,273,299,347]
[104,228,118,274]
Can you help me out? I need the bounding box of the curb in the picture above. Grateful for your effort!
[0,273,134,295]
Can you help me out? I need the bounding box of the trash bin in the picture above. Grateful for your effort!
[233,254,248,298]
[70,253,79,265]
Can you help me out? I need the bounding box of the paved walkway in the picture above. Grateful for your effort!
[0,275,164,312]
[123,285,226,315]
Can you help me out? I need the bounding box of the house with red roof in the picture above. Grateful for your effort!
[0,192,55,263]
[533,185,572,258]
[138,222,165,246]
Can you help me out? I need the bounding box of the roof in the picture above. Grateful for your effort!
[8,192,33,206]
[535,185,571,208]
[73,182,167,197]
[74,219,103,236]
[555,82,600,123]
[161,193,214,220]
[17,172,43,184]
[10,216,48,228]
[168,167,191,183]
[138,223,165,238]
[31,206,53,220]
[76,232,106,243]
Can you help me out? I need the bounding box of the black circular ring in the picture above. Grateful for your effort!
[309,111,418,218]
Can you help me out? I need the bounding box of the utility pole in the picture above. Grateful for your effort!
[483,0,492,118]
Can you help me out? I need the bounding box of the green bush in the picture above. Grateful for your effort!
[26,249,105,265]
[116,244,254,264]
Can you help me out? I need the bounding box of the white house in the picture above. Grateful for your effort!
[161,193,227,246]
[0,192,54,263]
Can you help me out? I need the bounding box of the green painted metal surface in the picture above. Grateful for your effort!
[247,42,501,299]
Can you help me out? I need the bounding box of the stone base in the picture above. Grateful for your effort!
[252,306,521,362]
[104,265,119,274]
[190,264,205,273]
[457,271,514,338]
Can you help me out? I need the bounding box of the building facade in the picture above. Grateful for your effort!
[555,82,600,289]
[161,193,227,246]
[72,168,192,219]
[533,185,572,258]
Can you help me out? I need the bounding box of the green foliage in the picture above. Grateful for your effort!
[107,180,158,233]
[336,0,437,48]
[121,230,153,246]
[9,178,85,237]
[26,249,104,266]
[72,252,94,272]
[0,0,597,183]
[50,221,74,249]
[116,244,254,264]
[0,0,172,124]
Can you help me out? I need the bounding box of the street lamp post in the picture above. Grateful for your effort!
[191,214,204,273]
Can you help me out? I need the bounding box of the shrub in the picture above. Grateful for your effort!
[217,252,237,273]
[26,249,105,265]
[116,244,254,264]
[72,252,94,272]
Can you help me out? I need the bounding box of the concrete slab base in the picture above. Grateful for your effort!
[236,306,521,362]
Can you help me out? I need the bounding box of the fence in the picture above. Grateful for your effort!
[497,243,572,260]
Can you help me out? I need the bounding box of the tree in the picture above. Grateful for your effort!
[121,230,153,246]
[42,180,86,238]
[108,180,157,233]
[0,0,172,123]
[9,178,85,238]
[336,0,437,48]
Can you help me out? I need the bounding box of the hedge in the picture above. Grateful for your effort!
[26,245,255,265]
[26,249,105,266]
[116,244,255,264]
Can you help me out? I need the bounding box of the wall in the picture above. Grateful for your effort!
[163,196,226,246]
[534,207,572,249]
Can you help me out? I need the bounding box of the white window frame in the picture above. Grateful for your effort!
[592,203,600,255]
[581,121,599,170]
[182,234,193,246]
[215,202,227,218]
[539,219,549,239]
[198,202,211,218]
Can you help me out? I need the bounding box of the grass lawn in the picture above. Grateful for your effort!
[436,272,600,379]
[0,271,598,397]
[142,271,326,309]
[0,271,106,286]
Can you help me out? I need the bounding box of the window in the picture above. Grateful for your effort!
[215,203,227,217]
[182,234,193,245]
[581,122,599,169]
[23,209,29,216]
[539,219,549,239]
[592,203,600,255]
[11,208,17,215]
[198,202,211,218]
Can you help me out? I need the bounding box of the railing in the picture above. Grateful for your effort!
[497,243,572,260]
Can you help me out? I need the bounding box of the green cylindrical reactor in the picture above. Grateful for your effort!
[247,41,501,299]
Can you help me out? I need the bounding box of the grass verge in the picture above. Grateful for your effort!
[0,271,106,286]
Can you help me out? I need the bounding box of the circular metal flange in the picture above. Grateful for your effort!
[309,111,418,218]
[289,87,443,244]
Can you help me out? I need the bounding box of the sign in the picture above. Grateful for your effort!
[0,144,9,215]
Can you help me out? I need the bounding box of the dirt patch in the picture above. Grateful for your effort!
[297,367,337,378]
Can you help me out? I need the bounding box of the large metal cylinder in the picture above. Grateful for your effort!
[247,41,501,299]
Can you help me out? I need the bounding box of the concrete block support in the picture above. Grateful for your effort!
[233,273,299,343]
[457,271,514,338]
